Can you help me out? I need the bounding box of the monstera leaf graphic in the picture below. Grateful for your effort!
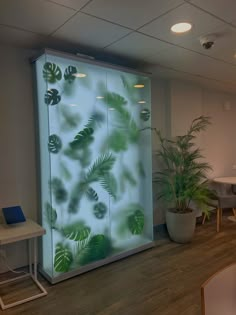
[140,108,150,121]
[86,187,99,202]
[43,62,62,83]
[48,134,62,153]
[45,89,61,105]
[93,202,107,219]
[70,127,94,149]
[50,178,68,204]
[54,243,73,272]
[64,65,77,83]
[45,202,57,229]
[128,209,145,235]
[63,221,91,241]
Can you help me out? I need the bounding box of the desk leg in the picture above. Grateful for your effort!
[33,237,37,281]
[28,239,32,275]
[0,237,47,310]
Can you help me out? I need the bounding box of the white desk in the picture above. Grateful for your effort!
[0,219,47,310]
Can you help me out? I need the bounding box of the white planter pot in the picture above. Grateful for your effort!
[166,209,196,243]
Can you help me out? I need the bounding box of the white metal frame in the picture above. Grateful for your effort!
[0,238,47,310]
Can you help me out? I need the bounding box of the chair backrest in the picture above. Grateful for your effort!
[201,263,236,315]
[210,181,232,195]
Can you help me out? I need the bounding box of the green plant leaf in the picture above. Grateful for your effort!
[102,91,140,143]
[155,116,212,212]
[122,168,137,187]
[48,134,62,153]
[78,234,112,266]
[86,187,99,202]
[43,62,62,83]
[70,127,94,149]
[60,106,81,131]
[108,130,127,152]
[79,147,92,167]
[137,161,146,178]
[127,209,145,235]
[93,202,107,219]
[50,178,68,204]
[68,181,87,213]
[45,202,57,229]
[85,111,105,129]
[100,173,117,200]
[54,243,73,272]
[59,161,72,181]
[45,89,61,105]
[85,153,116,183]
[64,65,77,83]
[63,221,91,241]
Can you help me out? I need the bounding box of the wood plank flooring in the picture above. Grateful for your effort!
[1,214,236,315]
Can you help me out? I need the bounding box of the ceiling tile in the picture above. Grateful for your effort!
[139,3,226,45]
[105,32,173,59]
[144,45,236,83]
[81,0,184,30]
[53,12,131,48]
[176,25,236,65]
[48,0,90,11]
[0,0,75,35]
[189,0,236,24]
[0,25,47,49]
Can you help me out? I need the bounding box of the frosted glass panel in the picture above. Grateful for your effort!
[35,51,153,282]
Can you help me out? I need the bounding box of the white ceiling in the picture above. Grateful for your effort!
[0,0,236,93]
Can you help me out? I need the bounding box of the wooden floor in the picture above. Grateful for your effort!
[1,214,236,315]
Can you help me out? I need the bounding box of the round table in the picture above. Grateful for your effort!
[213,177,236,185]
[213,177,236,222]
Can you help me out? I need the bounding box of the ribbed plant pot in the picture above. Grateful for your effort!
[166,209,196,243]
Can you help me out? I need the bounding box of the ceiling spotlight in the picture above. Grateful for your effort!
[96,96,104,99]
[134,84,144,88]
[171,22,192,34]
[138,100,146,104]
[73,72,87,78]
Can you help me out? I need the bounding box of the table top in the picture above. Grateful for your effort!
[0,219,46,245]
[213,177,236,185]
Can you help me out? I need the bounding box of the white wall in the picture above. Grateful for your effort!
[153,79,236,224]
[170,80,236,178]
[0,45,37,271]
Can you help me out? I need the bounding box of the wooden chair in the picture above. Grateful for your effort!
[201,263,236,315]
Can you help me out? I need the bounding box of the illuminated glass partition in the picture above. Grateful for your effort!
[34,50,153,283]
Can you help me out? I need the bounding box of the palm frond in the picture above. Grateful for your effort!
[85,153,116,183]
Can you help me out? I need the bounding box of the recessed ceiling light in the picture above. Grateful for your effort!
[68,104,78,107]
[73,73,87,78]
[138,100,146,104]
[171,22,192,34]
[134,84,144,88]
[109,107,115,111]
[96,96,104,99]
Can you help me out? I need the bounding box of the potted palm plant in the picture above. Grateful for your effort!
[154,116,213,243]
